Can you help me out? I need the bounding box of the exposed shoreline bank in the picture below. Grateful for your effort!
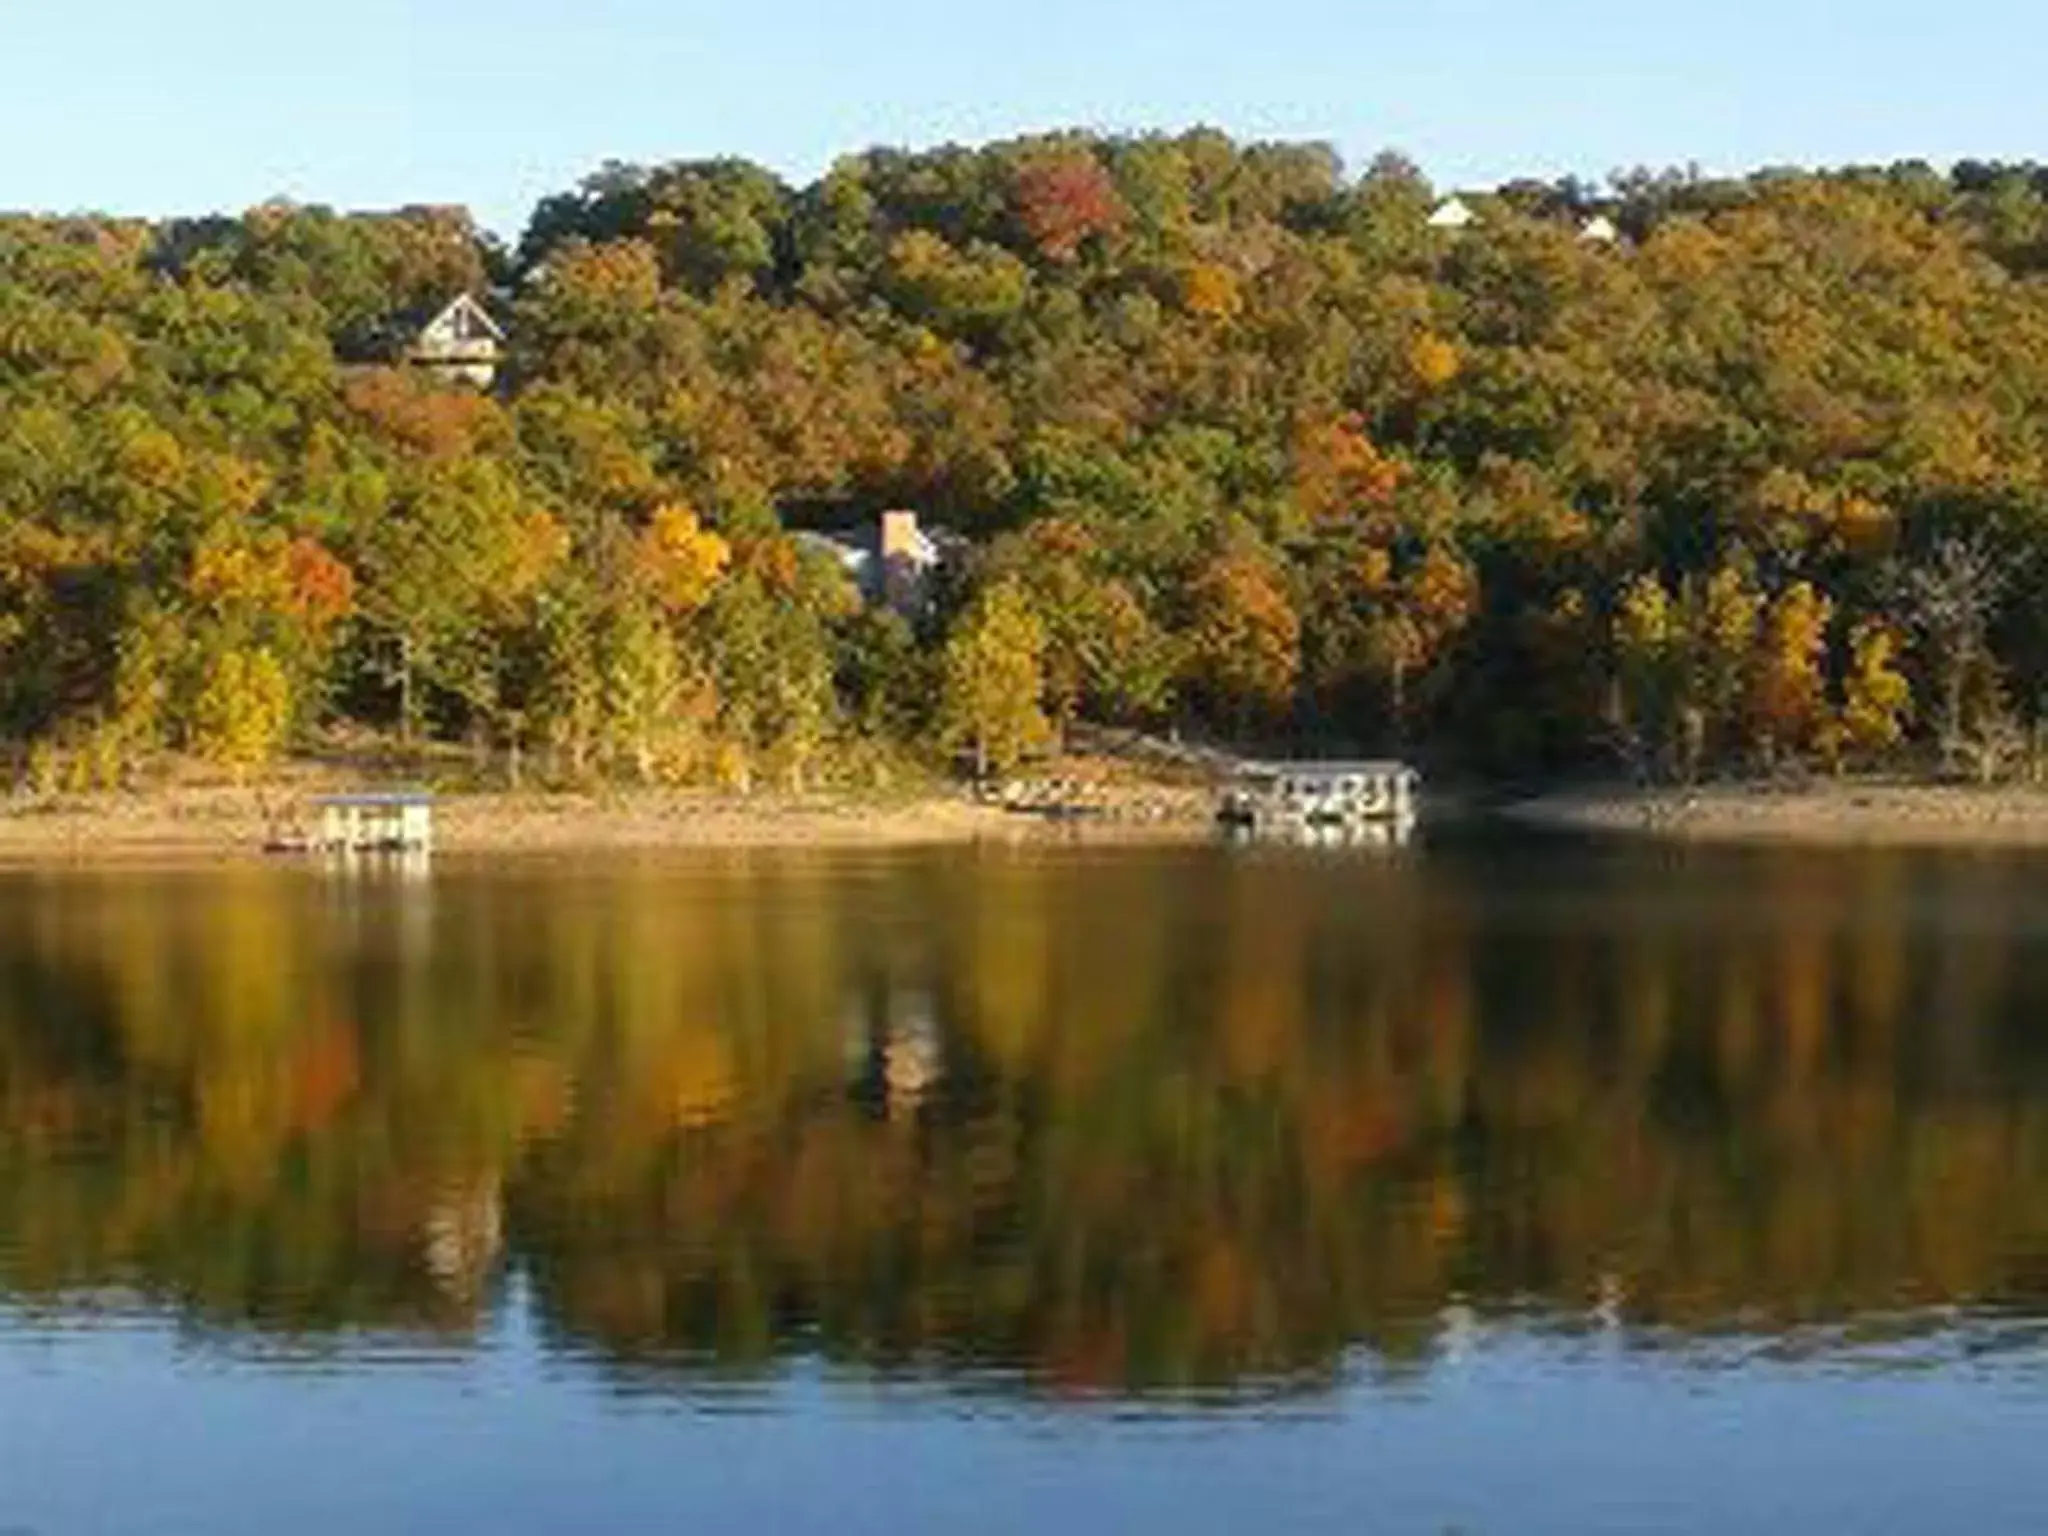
[10,777,2048,861]
[1502,780,2048,846]
[0,782,1216,861]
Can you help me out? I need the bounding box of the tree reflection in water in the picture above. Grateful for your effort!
[1,840,2046,1398]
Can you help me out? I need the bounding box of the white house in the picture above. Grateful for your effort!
[406,293,504,388]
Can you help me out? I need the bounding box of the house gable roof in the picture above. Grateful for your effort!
[1427,196,1477,230]
[417,292,504,346]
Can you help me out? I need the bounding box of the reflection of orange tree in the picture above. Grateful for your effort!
[3,851,2048,1390]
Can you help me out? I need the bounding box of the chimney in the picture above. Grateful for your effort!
[879,509,919,558]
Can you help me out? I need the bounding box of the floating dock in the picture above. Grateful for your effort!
[1216,760,1419,835]
[309,792,435,854]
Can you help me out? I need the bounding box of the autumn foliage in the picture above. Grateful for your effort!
[1011,151,1125,262]
[1292,414,1406,523]
[635,504,731,613]
[7,133,2048,782]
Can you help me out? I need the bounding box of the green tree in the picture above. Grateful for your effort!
[599,601,692,783]
[983,519,1175,739]
[1613,573,1681,778]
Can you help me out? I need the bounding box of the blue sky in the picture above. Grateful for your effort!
[2,0,2041,237]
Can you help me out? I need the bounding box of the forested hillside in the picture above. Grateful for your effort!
[6,133,2048,787]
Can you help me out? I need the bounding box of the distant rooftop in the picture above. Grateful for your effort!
[1236,760,1417,780]
[1427,196,1477,230]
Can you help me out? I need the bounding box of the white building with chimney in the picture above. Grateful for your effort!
[796,510,957,618]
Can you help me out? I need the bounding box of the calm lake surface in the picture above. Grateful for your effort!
[4,833,2048,1533]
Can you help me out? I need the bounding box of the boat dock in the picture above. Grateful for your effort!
[308,792,436,854]
[1215,760,1419,836]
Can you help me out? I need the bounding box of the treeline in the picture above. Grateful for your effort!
[7,135,2048,785]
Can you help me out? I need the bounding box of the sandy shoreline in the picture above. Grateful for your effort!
[11,777,2048,860]
[0,784,1214,861]
[1504,780,2048,846]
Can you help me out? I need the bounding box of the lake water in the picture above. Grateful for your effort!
[3,834,2047,1533]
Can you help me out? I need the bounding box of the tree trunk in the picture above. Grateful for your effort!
[1390,658,1408,748]
[1943,659,1966,770]
[398,634,416,746]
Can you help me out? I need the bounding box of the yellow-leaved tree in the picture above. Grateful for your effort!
[1749,581,1834,767]
[1181,262,1243,321]
[939,583,1051,779]
[1838,620,1912,765]
[1405,333,1462,391]
[190,648,292,782]
[637,504,732,614]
